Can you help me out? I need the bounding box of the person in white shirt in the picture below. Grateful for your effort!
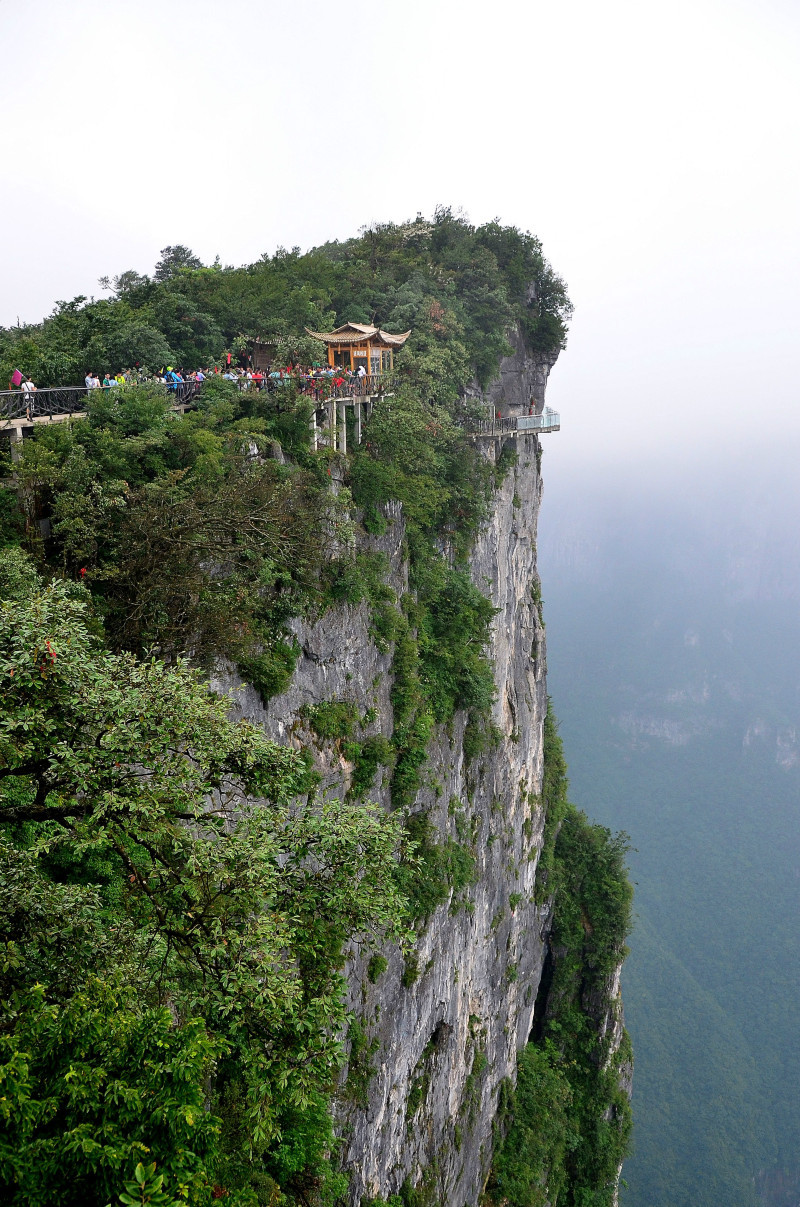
[21,376,37,418]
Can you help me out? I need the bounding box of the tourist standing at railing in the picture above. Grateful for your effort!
[22,376,37,419]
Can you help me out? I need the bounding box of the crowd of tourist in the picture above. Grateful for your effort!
[6,361,378,420]
[78,363,371,391]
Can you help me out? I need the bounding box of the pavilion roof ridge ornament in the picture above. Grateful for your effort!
[304,323,411,348]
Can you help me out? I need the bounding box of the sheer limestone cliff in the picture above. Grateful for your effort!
[214,350,630,1207]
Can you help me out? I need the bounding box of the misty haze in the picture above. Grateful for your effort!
[2,0,799,1203]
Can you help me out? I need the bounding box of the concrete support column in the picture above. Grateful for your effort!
[309,408,317,452]
[355,401,362,445]
[327,403,336,450]
[337,401,347,455]
[8,425,23,463]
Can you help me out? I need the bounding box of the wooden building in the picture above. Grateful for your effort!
[247,339,278,372]
[304,322,410,374]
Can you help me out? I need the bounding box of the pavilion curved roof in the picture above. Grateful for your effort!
[305,322,411,347]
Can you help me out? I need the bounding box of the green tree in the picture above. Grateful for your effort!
[154,246,204,282]
[104,320,175,371]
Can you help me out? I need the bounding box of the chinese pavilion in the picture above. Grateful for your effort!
[304,322,410,374]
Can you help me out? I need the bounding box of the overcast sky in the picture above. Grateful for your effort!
[2,0,798,472]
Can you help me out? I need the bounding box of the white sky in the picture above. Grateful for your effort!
[1,0,798,471]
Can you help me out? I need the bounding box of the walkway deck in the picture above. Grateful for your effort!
[468,408,561,437]
[0,374,394,428]
[0,380,559,460]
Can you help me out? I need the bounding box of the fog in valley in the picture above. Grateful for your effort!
[539,441,800,1206]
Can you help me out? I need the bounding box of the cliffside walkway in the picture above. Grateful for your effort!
[468,407,561,437]
[0,373,395,427]
[0,381,559,462]
[0,375,395,460]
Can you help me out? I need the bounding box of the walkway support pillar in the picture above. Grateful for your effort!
[8,425,23,463]
[355,401,362,445]
[337,401,347,454]
[309,408,317,452]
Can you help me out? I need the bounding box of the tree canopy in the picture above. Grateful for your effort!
[1,210,571,386]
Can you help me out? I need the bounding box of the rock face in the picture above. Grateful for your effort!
[337,437,549,1206]
[467,321,559,417]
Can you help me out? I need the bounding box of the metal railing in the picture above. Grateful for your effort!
[0,378,557,440]
[468,407,561,436]
[0,380,202,423]
[0,373,395,424]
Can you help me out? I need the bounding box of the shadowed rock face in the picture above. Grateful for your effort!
[336,437,550,1206]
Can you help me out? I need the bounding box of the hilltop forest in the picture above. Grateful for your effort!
[0,214,632,1207]
[0,211,570,392]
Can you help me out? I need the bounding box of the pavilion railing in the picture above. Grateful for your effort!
[251,373,395,400]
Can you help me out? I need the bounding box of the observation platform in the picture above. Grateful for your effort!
[468,408,561,437]
[0,376,395,459]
